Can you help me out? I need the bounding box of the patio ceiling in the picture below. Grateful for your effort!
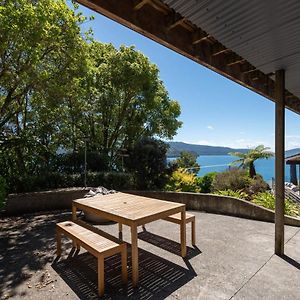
[76,0,300,114]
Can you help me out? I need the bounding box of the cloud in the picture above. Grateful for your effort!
[285,135,300,150]
[221,139,273,150]
[196,139,218,146]
[207,125,214,130]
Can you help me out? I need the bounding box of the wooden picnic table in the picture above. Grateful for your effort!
[72,192,186,287]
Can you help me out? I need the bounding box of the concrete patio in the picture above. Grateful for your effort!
[0,210,299,299]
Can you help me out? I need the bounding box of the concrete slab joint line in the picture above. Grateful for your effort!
[228,253,274,299]
[229,227,300,300]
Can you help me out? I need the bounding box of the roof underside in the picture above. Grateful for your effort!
[164,0,300,103]
[76,0,300,114]
[286,154,300,164]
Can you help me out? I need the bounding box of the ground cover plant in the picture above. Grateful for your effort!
[252,192,300,217]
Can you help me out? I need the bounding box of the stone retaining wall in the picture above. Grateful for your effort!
[4,189,300,227]
[127,191,300,227]
[4,188,90,215]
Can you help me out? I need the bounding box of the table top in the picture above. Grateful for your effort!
[73,192,185,225]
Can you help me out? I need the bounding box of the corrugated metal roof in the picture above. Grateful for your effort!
[163,0,300,98]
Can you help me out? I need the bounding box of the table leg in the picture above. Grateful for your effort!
[131,224,139,287]
[72,204,77,221]
[119,223,123,240]
[180,209,187,257]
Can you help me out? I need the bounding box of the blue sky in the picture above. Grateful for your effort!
[77,4,300,151]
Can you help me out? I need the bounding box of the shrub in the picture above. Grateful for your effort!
[86,172,136,190]
[125,138,170,190]
[165,168,200,192]
[7,172,136,193]
[245,175,270,195]
[252,192,300,217]
[196,172,217,193]
[0,176,7,209]
[212,168,250,192]
[213,189,248,199]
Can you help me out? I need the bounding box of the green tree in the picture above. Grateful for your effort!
[0,1,182,191]
[80,42,182,167]
[0,0,89,179]
[125,138,170,190]
[173,151,200,174]
[229,145,273,178]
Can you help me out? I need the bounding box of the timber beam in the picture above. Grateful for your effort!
[76,0,300,114]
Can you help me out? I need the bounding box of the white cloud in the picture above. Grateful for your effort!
[196,139,218,146]
[221,139,273,150]
[285,135,300,150]
[207,125,214,130]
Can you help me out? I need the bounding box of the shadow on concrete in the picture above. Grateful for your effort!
[137,230,201,259]
[52,246,196,300]
[0,212,71,299]
[281,255,300,270]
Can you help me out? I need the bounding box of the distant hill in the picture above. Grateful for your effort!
[167,142,249,157]
[167,142,300,158]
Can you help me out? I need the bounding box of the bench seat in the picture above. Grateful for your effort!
[56,221,127,297]
[118,212,196,246]
[164,212,196,246]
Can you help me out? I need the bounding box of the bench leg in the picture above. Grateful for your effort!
[56,230,62,256]
[191,219,196,246]
[98,256,105,297]
[121,245,128,284]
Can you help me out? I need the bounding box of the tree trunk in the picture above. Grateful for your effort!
[249,162,256,178]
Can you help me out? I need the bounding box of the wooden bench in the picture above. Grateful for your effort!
[118,212,196,246]
[164,212,196,246]
[56,221,127,297]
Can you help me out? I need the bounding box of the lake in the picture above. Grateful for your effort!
[169,155,294,183]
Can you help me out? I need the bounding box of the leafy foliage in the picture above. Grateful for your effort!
[229,145,273,178]
[165,168,200,192]
[0,176,6,209]
[213,189,248,199]
[196,172,217,193]
[53,152,109,173]
[0,0,89,184]
[212,168,250,192]
[212,168,269,198]
[245,175,270,196]
[8,172,136,193]
[172,151,200,174]
[252,192,300,217]
[125,138,170,190]
[0,1,182,192]
[80,42,182,167]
